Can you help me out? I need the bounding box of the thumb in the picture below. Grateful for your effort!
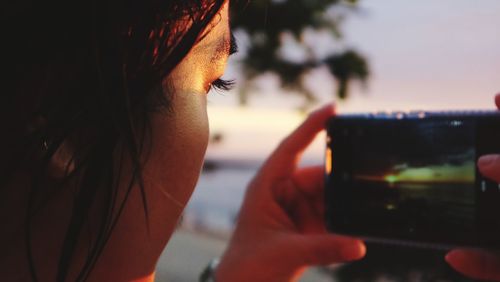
[446,249,500,281]
[293,234,365,266]
[478,154,500,183]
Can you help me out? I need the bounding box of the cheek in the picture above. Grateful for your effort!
[103,94,209,261]
[143,92,209,210]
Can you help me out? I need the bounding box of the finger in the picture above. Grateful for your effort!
[262,104,335,178]
[292,166,324,197]
[273,166,324,201]
[288,197,323,233]
[294,191,326,233]
[495,93,500,109]
[445,249,500,281]
[289,234,365,267]
[271,177,326,233]
[292,166,325,224]
[478,154,500,183]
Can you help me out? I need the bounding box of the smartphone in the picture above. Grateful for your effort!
[325,111,500,249]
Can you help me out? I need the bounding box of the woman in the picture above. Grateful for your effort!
[0,0,498,281]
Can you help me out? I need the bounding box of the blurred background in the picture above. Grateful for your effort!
[157,0,500,281]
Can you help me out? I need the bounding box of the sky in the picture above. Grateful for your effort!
[204,0,500,162]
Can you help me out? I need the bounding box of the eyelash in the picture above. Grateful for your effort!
[209,78,235,93]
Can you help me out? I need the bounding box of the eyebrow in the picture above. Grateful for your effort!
[229,32,238,55]
[211,31,238,64]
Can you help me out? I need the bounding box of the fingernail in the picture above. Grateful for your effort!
[445,252,453,263]
[478,155,498,168]
[341,242,366,261]
[319,104,335,115]
[445,250,465,266]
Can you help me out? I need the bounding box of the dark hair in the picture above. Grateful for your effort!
[1,0,225,281]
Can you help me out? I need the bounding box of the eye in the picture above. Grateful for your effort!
[208,78,235,93]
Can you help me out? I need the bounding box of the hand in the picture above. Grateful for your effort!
[445,93,500,281]
[215,105,365,282]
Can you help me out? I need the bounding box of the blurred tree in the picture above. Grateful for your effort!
[230,0,370,107]
[325,50,369,99]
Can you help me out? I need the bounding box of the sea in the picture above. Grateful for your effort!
[182,164,257,234]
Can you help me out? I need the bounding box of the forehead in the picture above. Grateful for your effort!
[199,1,230,44]
[192,2,230,57]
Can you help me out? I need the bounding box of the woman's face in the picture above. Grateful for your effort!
[100,4,235,272]
[143,1,232,213]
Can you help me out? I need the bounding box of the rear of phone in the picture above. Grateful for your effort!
[325,111,500,249]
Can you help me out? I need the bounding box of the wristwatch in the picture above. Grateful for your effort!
[199,258,220,282]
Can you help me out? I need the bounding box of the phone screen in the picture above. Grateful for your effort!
[326,113,500,248]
